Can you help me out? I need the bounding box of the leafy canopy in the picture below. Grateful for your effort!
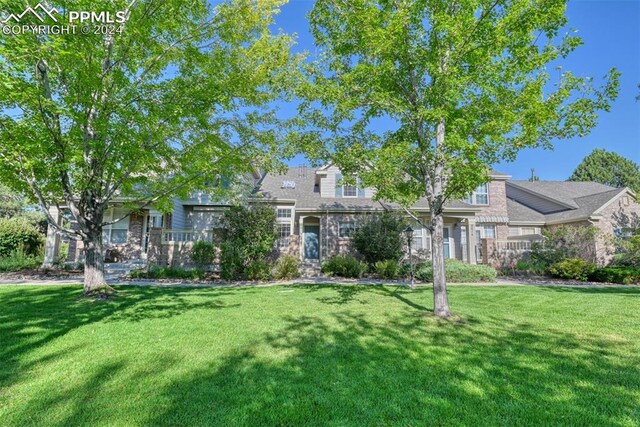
[568,149,640,193]
[0,0,301,236]
[301,0,620,208]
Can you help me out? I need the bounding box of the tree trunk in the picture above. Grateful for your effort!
[431,213,451,317]
[82,215,112,295]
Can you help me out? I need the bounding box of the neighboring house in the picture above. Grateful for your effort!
[43,165,640,269]
[506,181,640,265]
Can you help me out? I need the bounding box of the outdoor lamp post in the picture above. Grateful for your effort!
[403,225,415,289]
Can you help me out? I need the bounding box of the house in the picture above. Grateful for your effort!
[43,165,640,270]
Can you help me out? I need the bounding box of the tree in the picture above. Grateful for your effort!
[0,0,299,294]
[568,149,640,193]
[351,212,405,265]
[301,0,619,317]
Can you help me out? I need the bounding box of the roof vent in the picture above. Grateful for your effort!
[281,180,296,189]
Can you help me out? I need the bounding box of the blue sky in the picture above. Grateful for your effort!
[274,0,640,180]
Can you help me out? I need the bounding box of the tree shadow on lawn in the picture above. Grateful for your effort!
[141,301,639,425]
[0,285,241,391]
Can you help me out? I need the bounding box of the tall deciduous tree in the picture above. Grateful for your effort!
[301,0,619,317]
[0,0,300,294]
[568,149,640,193]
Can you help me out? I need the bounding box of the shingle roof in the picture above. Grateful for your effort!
[507,181,627,223]
[255,167,475,211]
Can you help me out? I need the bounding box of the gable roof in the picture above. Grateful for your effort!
[507,180,630,224]
[255,167,476,212]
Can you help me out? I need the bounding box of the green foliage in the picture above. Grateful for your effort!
[220,205,278,280]
[416,260,496,283]
[588,267,640,284]
[611,235,640,268]
[272,255,300,280]
[245,260,272,281]
[191,241,216,269]
[0,248,41,272]
[0,0,301,283]
[547,258,596,281]
[531,226,600,266]
[568,149,640,193]
[321,255,367,278]
[351,212,405,265]
[0,217,44,257]
[515,259,547,275]
[374,259,400,280]
[130,266,205,280]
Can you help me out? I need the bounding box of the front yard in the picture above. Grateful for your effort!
[0,284,639,426]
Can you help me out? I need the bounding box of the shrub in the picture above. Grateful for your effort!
[272,255,300,280]
[0,248,41,272]
[611,235,640,268]
[531,225,599,266]
[0,217,44,257]
[374,259,399,280]
[589,267,640,284]
[415,259,496,283]
[514,259,547,275]
[191,240,216,269]
[351,212,405,265]
[321,255,366,278]
[245,260,272,281]
[130,266,205,280]
[547,258,596,281]
[219,205,277,280]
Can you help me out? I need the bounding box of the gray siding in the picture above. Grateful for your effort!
[506,186,567,214]
[171,200,186,229]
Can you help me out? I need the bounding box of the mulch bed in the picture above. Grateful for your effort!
[0,269,84,281]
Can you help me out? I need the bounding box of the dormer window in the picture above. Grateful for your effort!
[466,183,489,205]
[343,184,357,197]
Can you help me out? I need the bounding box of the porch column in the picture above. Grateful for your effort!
[42,207,63,268]
[466,218,477,265]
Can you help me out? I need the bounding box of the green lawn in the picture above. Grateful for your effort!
[0,284,639,426]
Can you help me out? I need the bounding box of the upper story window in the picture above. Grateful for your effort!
[343,184,357,198]
[277,208,292,219]
[466,183,489,205]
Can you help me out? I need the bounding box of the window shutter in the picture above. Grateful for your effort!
[358,186,365,198]
[335,173,342,197]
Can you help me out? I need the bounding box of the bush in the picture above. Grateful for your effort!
[514,259,547,275]
[0,248,41,272]
[547,258,596,281]
[415,259,496,283]
[351,212,405,265]
[589,267,640,284]
[374,259,399,280]
[130,266,205,280]
[0,217,44,257]
[531,225,599,266]
[219,205,277,280]
[272,255,300,280]
[245,260,272,281]
[321,255,367,278]
[191,240,216,269]
[611,235,640,268]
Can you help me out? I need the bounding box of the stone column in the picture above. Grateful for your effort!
[42,207,63,268]
[466,218,477,265]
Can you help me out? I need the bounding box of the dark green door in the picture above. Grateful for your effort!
[304,225,320,260]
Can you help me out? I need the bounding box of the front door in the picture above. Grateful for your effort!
[303,225,320,260]
[142,213,164,255]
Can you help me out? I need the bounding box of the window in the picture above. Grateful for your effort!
[520,227,537,236]
[412,225,424,250]
[103,208,130,245]
[277,208,292,219]
[478,225,496,239]
[343,184,357,198]
[277,223,291,248]
[465,183,490,205]
[339,221,356,238]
